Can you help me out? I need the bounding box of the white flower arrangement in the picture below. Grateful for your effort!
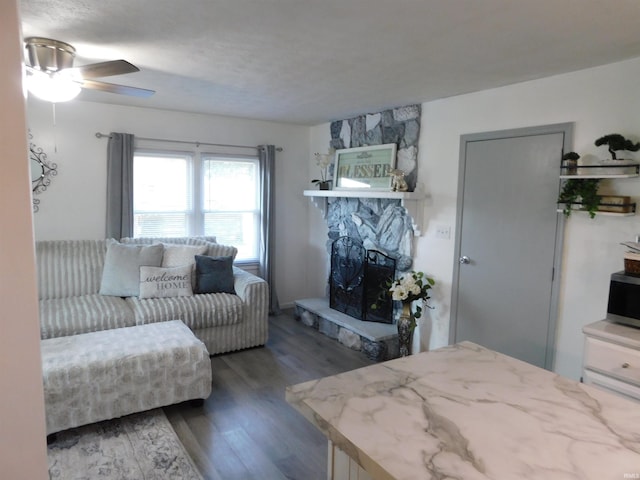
[370,270,435,332]
[389,270,435,326]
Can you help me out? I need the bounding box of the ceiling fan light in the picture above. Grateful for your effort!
[26,70,81,103]
[25,37,76,72]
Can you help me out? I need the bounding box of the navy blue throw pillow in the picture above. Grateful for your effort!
[194,255,235,294]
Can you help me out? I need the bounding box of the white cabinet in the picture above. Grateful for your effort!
[327,441,374,480]
[582,320,640,403]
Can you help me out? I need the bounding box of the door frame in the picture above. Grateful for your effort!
[449,123,573,370]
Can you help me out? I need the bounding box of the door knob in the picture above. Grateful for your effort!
[459,256,470,265]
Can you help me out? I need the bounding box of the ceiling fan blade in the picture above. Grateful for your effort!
[82,79,155,97]
[71,60,139,79]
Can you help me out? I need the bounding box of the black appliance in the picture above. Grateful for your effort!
[607,271,640,328]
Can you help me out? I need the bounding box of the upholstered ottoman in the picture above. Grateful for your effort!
[41,320,212,435]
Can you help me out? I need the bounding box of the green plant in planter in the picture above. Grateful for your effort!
[558,178,601,218]
[594,134,640,160]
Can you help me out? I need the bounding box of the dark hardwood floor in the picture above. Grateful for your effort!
[164,310,374,480]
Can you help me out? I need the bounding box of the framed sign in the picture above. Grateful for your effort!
[333,143,397,190]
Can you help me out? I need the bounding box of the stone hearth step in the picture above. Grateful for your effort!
[294,298,399,362]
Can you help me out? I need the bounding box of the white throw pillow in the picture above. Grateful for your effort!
[139,264,193,299]
[99,239,164,297]
[162,243,208,267]
[162,243,208,289]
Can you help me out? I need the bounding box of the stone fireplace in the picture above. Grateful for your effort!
[296,103,424,361]
[296,192,425,361]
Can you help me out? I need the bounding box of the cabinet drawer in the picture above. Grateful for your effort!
[583,369,640,403]
[583,336,640,386]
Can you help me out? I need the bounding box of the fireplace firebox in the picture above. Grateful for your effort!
[329,237,395,323]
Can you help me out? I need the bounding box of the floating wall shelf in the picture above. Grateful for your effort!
[559,173,639,179]
[558,162,639,217]
[303,189,428,236]
[556,205,637,217]
[559,163,639,179]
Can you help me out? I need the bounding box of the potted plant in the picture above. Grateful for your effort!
[561,151,580,175]
[312,151,334,190]
[557,178,601,218]
[594,134,640,160]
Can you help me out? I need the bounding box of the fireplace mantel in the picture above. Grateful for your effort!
[303,189,428,236]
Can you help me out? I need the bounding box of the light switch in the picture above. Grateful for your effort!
[435,225,451,240]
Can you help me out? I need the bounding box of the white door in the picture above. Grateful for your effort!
[451,125,570,369]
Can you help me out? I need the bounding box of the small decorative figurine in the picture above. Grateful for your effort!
[389,168,408,192]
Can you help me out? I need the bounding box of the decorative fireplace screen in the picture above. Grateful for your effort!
[329,237,395,323]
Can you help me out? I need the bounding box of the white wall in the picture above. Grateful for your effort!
[310,56,640,380]
[27,100,310,307]
[0,1,49,478]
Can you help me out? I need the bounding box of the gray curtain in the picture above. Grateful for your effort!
[258,145,280,315]
[105,133,134,239]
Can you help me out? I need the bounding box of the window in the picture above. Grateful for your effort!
[133,150,260,262]
[133,152,192,237]
[202,156,260,261]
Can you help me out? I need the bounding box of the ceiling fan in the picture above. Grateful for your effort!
[24,37,155,102]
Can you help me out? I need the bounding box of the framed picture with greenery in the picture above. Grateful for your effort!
[333,143,397,191]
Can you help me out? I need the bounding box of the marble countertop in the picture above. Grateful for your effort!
[286,341,640,480]
[583,319,640,349]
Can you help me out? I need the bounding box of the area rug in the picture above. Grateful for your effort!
[47,409,203,480]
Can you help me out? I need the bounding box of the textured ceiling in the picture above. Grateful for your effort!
[19,0,640,125]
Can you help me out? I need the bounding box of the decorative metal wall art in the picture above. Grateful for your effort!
[29,130,57,212]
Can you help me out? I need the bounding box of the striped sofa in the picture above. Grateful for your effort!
[35,237,269,355]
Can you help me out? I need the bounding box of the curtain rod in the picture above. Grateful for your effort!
[95,132,283,152]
